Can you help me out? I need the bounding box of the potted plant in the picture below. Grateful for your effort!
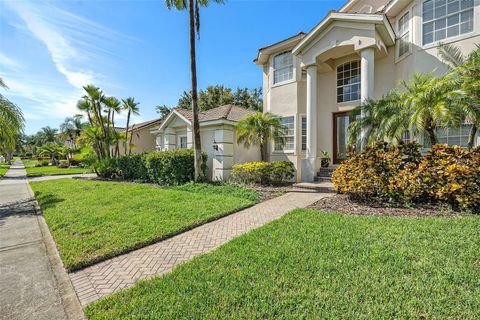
[320,150,330,168]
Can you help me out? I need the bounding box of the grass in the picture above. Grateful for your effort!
[30,179,259,270]
[86,209,480,320]
[22,158,39,167]
[0,165,9,178]
[26,166,93,177]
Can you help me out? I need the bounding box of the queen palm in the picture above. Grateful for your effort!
[104,96,122,156]
[165,0,224,181]
[236,112,287,161]
[438,44,480,148]
[122,97,140,155]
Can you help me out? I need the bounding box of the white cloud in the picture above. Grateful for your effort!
[2,0,139,126]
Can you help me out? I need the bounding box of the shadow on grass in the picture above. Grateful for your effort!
[33,191,65,210]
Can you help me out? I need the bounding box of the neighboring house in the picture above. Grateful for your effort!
[255,0,479,182]
[117,119,162,155]
[151,105,261,180]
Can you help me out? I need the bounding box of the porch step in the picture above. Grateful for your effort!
[293,181,336,193]
[317,166,338,178]
[314,176,332,183]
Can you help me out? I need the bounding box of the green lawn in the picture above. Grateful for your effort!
[22,158,39,167]
[26,166,93,177]
[86,209,479,320]
[30,180,258,270]
[0,165,9,177]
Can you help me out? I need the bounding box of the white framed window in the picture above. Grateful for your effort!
[273,51,294,84]
[422,0,475,45]
[337,61,361,103]
[423,123,473,148]
[301,116,307,151]
[275,116,295,151]
[179,136,187,149]
[398,11,411,57]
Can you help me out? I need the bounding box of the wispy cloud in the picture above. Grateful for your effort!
[2,0,139,126]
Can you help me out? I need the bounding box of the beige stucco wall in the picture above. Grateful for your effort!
[117,125,157,155]
[260,0,480,181]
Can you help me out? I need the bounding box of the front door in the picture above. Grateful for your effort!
[333,112,354,164]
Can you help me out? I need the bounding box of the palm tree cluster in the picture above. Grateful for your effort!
[76,85,140,160]
[350,45,480,149]
[0,77,24,156]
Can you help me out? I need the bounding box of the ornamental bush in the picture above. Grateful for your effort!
[333,143,480,211]
[231,161,295,186]
[118,154,148,181]
[145,149,207,185]
[93,158,120,179]
[57,160,69,168]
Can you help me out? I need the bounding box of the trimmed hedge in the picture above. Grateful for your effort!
[145,149,207,185]
[231,161,295,186]
[118,154,148,181]
[332,143,480,212]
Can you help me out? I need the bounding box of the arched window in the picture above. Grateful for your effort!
[337,61,360,103]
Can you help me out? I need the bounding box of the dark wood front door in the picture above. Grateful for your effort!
[333,112,354,164]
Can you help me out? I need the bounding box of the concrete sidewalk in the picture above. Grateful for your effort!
[0,161,83,320]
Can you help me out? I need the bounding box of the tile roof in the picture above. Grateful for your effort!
[117,118,162,132]
[174,105,256,123]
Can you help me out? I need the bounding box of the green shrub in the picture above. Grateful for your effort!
[69,153,85,166]
[231,161,295,186]
[93,158,120,179]
[57,160,69,168]
[118,154,148,181]
[333,143,479,211]
[145,149,207,185]
[36,160,49,167]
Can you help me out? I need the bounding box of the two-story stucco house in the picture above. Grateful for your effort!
[256,0,479,182]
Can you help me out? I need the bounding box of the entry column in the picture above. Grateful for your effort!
[360,47,375,148]
[302,64,317,182]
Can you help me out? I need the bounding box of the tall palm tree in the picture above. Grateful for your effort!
[104,96,122,156]
[165,0,224,181]
[236,112,287,161]
[438,44,480,148]
[121,97,140,155]
[39,126,58,144]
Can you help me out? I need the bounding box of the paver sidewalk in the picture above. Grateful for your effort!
[0,162,83,320]
[70,191,332,306]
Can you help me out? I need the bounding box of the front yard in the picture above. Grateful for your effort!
[26,166,93,177]
[86,209,479,319]
[30,179,258,270]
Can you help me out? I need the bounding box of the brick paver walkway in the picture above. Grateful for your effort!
[70,191,332,306]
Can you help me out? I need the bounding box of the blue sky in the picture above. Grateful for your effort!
[0,0,345,134]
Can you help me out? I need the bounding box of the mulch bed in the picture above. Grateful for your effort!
[309,194,467,217]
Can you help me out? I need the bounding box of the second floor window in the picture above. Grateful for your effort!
[423,0,474,45]
[398,11,411,57]
[273,51,293,84]
[337,61,361,103]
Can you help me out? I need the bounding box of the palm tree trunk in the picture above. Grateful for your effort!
[467,124,477,149]
[427,129,437,146]
[189,0,203,181]
[260,142,267,162]
[129,125,134,155]
[125,110,131,155]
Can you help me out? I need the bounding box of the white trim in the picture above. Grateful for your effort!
[396,6,412,60]
[292,13,395,55]
[336,60,361,104]
[270,51,296,87]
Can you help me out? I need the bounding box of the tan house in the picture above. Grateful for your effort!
[255,0,479,182]
[151,105,261,180]
[117,119,161,155]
